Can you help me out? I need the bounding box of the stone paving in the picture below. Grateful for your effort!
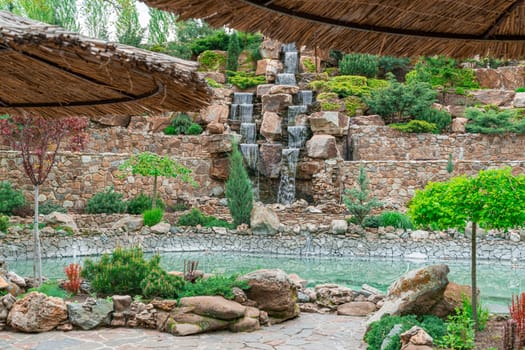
[0,313,367,350]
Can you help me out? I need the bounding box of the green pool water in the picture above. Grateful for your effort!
[8,252,523,311]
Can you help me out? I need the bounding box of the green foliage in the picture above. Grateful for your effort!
[378,211,413,230]
[226,32,241,72]
[189,28,229,56]
[140,267,184,299]
[310,75,388,98]
[187,123,203,135]
[390,120,438,133]
[343,165,383,227]
[365,314,446,350]
[302,57,316,73]
[225,142,254,227]
[226,71,266,90]
[143,208,163,227]
[0,214,8,233]
[179,274,249,300]
[85,187,127,214]
[177,208,233,228]
[339,53,378,78]
[164,113,193,135]
[206,78,223,88]
[81,0,110,40]
[147,8,174,47]
[447,154,454,174]
[461,294,489,331]
[0,181,26,216]
[39,200,66,215]
[414,108,452,132]
[127,193,164,215]
[378,56,411,77]
[408,167,525,232]
[516,87,525,93]
[198,50,227,72]
[114,0,144,46]
[465,108,525,134]
[436,306,475,350]
[365,73,437,124]
[406,56,479,90]
[28,281,69,298]
[82,247,160,296]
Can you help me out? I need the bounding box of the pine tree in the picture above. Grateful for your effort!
[343,165,383,226]
[226,31,241,72]
[225,141,253,226]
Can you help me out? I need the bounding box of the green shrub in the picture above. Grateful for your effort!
[0,215,8,233]
[177,208,233,228]
[226,32,241,71]
[339,53,378,78]
[206,78,223,88]
[190,29,230,56]
[226,71,266,90]
[363,215,380,228]
[225,141,253,226]
[365,314,446,350]
[27,281,69,298]
[143,208,163,227]
[516,87,525,93]
[39,201,66,215]
[343,166,383,227]
[198,50,227,72]
[187,123,203,135]
[390,120,438,133]
[82,247,160,296]
[406,56,479,90]
[164,113,194,135]
[0,181,26,216]
[365,73,437,124]
[85,187,127,214]
[309,75,388,99]
[461,294,489,331]
[127,193,164,215]
[179,274,249,300]
[436,306,475,350]
[378,211,413,230]
[414,108,452,132]
[140,267,185,299]
[465,107,525,134]
[378,56,411,78]
[302,57,316,73]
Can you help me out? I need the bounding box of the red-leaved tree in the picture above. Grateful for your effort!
[0,114,88,285]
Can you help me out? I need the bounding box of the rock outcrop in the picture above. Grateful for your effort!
[7,292,68,332]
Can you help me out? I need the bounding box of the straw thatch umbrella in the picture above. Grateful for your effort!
[0,10,210,118]
[141,0,525,58]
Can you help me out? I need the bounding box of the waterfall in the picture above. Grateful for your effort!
[230,93,253,121]
[287,105,307,125]
[288,126,308,149]
[233,92,253,104]
[229,104,238,120]
[239,104,254,123]
[281,43,297,53]
[277,148,300,205]
[276,73,296,86]
[240,123,257,144]
[284,51,298,74]
[299,90,313,106]
[240,144,259,171]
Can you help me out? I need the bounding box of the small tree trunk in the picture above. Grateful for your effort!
[152,175,158,209]
[33,184,43,286]
[472,221,478,331]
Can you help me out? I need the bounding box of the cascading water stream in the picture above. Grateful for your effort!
[240,123,257,144]
[298,90,313,106]
[287,105,307,125]
[288,126,308,149]
[277,148,300,205]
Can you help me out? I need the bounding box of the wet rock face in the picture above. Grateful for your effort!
[7,292,68,332]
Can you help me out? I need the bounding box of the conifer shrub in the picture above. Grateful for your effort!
[225,141,253,227]
[226,71,266,90]
[177,208,233,228]
[343,165,383,227]
[85,187,127,214]
[179,274,249,300]
[164,113,193,135]
[197,50,227,72]
[390,120,438,133]
[0,181,26,216]
[143,208,163,227]
[339,53,379,78]
[140,267,184,299]
[0,214,8,233]
[378,211,413,230]
[187,123,203,135]
[465,107,525,134]
[226,32,241,71]
[406,56,479,90]
[82,247,160,295]
[127,193,164,215]
[39,201,66,215]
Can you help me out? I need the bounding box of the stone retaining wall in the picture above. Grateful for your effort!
[1,231,522,261]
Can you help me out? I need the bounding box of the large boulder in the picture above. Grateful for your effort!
[400,326,434,350]
[514,92,525,108]
[250,203,280,235]
[259,39,281,59]
[166,312,229,336]
[7,292,67,332]
[44,212,78,233]
[451,117,468,133]
[260,111,282,141]
[469,89,515,106]
[241,269,299,323]
[306,135,338,159]
[112,215,143,232]
[178,296,246,320]
[351,115,385,126]
[258,143,283,178]
[337,301,376,316]
[90,114,131,127]
[429,282,474,318]
[309,111,350,136]
[200,104,229,125]
[315,284,356,310]
[474,66,525,90]
[0,294,16,330]
[261,94,293,113]
[210,157,230,180]
[67,298,113,330]
[367,265,450,325]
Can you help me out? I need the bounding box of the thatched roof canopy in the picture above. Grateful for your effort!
[0,10,210,118]
[142,0,525,58]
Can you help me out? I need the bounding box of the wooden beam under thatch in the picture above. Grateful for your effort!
[0,11,211,118]
[141,0,525,58]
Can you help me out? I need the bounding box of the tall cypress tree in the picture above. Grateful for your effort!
[226,31,241,71]
[225,141,253,226]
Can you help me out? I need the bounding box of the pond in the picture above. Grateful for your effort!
[8,252,523,312]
